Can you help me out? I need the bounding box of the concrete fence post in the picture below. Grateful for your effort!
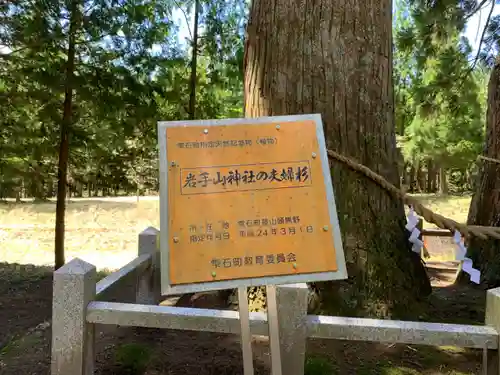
[136,226,161,305]
[51,258,96,375]
[485,287,500,374]
[275,283,309,375]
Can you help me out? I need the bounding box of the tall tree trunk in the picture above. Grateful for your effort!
[416,162,425,192]
[401,162,410,191]
[409,164,416,192]
[54,0,79,270]
[456,61,500,287]
[439,166,448,194]
[426,160,433,193]
[244,0,430,318]
[188,0,200,120]
[430,161,437,192]
[413,159,421,191]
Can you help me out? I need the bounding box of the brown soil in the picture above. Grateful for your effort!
[0,261,488,375]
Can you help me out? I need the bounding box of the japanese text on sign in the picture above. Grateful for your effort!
[181,161,311,195]
[176,137,277,149]
[162,118,343,287]
[186,216,315,244]
[211,253,297,269]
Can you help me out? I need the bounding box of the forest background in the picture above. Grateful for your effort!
[1,0,498,202]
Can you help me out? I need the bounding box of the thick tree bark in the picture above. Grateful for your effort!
[456,61,500,287]
[244,0,431,317]
[54,0,79,270]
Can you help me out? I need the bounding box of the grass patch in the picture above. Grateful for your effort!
[114,343,152,375]
[0,322,49,360]
[307,338,482,375]
[305,355,338,375]
[97,268,112,281]
[0,334,42,358]
[0,262,52,284]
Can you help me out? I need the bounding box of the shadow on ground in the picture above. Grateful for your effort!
[307,339,482,374]
[0,261,489,375]
[0,262,53,351]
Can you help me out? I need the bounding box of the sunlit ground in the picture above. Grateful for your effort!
[0,194,470,269]
[0,196,160,270]
[410,193,471,262]
[410,193,471,227]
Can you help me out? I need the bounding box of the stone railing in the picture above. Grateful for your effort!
[50,227,500,375]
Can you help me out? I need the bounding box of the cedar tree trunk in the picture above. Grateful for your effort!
[244,0,431,317]
[54,0,79,269]
[456,60,500,287]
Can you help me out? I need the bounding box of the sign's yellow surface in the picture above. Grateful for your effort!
[166,120,338,285]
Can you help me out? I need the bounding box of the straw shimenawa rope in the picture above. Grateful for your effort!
[326,149,500,240]
[478,155,500,165]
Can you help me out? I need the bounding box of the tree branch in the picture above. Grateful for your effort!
[465,0,491,21]
[458,0,496,88]
[172,0,193,41]
[0,45,29,58]
[471,0,495,71]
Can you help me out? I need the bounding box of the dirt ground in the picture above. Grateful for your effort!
[0,195,485,374]
[0,260,488,375]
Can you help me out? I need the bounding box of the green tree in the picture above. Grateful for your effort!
[457,2,500,287]
[395,0,485,193]
[1,0,176,268]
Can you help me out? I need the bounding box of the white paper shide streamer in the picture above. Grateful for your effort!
[405,206,423,255]
[405,205,481,285]
[453,230,481,284]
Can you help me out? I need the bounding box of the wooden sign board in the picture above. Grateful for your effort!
[158,114,347,295]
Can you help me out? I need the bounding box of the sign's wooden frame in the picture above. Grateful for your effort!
[158,114,347,295]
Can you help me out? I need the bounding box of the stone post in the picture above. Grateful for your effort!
[51,258,96,375]
[485,287,500,374]
[275,283,309,375]
[136,226,161,305]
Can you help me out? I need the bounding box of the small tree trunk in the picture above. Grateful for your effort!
[426,160,433,193]
[416,163,425,192]
[456,60,500,287]
[430,162,437,192]
[439,167,448,194]
[401,163,410,192]
[188,0,200,120]
[413,160,421,191]
[54,0,80,270]
[409,164,416,192]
